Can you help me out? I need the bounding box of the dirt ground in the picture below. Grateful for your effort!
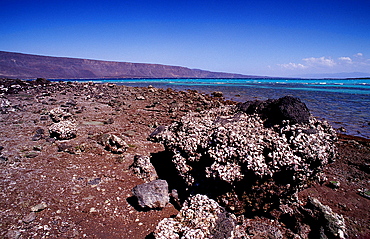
[0,79,369,238]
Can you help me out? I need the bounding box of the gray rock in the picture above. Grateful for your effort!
[22,212,36,223]
[49,121,77,140]
[97,133,128,154]
[132,179,169,209]
[130,155,158,182]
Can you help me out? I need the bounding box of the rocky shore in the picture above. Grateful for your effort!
[0,78,369,238]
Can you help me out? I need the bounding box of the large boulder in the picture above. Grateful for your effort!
[150,96,337,213]
[132,179,169,209]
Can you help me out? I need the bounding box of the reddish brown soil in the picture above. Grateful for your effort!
[0,79,369,238]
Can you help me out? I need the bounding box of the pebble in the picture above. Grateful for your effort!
[31,202,47,212]
[90,207,97,213]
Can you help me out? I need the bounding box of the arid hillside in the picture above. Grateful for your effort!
[0,51,257,79]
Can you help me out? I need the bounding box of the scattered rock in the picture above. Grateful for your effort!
[31,134,43,141]
[136,96,146,100]
[35,128,45,135]
[97,133,128,154]
[39,115,49,121]
[328,180,341,189]
[148,125,166,138]
[49,107,73,122]
[0,156,8,162]
[31,202,48,212]
[22,212,36,223]
[4,230,21,239]
[24,152,38,158]
[338,127,347,132]
[211,91,223,97]
[132,179,169,209]
[130,155,158,182]
[49,121,77,140]
[358,188,370,199]
[104,118,114,124]
[32,128,45,141]
[87,178,101,185]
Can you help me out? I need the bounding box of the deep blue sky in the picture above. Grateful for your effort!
[1,0,370,77]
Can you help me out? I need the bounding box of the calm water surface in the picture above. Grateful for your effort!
[58,78,370,138]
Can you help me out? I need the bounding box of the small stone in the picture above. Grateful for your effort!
[25,152,38,158]
[22,212,36,223]
[5,230,21,239]
[33,145,42,151]
[40,115,49,121]
[358,189,370,199]
[338,127,346,132]
[329,180,340,188]
[31,134,44,141]
[89,207,97,213]
[31,202,47,212]
[35,128,45,135]
[87,178,101,185]
[136,96,146,100]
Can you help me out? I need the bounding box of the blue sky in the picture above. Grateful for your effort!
[1,0,370,77]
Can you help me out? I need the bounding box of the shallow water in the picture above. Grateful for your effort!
[57,78,370,138]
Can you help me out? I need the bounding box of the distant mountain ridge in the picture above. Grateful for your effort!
[0,51,258,79]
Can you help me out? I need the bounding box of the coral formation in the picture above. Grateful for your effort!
[150,97,337,213]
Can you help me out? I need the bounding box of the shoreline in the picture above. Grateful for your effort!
[0,78,369,238]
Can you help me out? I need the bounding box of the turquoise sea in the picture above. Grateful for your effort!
[57,78,370,139]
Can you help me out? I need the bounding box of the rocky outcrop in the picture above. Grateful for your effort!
[150,97,337,213]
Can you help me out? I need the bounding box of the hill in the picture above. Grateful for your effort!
[0,51,257,79]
